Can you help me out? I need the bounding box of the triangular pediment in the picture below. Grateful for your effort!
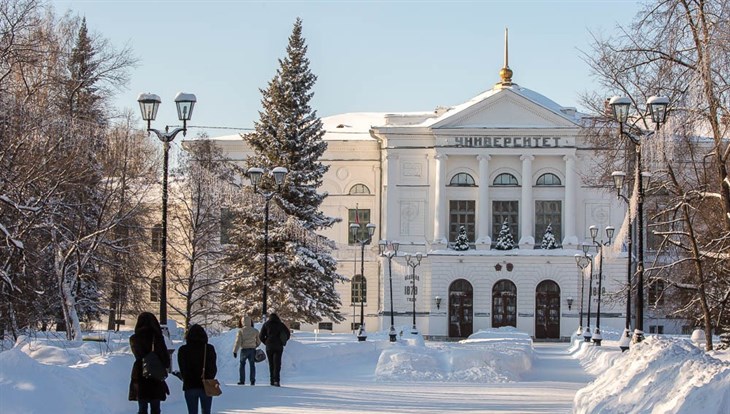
[431,88,578,130]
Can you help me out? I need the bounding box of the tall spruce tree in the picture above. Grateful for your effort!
[224,18,345,324]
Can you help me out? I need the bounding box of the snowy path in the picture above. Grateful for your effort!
[204,343,595,414]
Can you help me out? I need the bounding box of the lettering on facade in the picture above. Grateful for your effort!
[450,136,565,148]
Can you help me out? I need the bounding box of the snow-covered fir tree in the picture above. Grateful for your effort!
[223,18,345,324]
[453,226,470,251]
[540,223,559,249]
[495,220,517,250]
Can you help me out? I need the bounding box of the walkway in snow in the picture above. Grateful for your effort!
[211,342,596,414]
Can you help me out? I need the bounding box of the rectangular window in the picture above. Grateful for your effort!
[318,322,333,330]
[448,200,476,244]
[350,322,361,330]
[492,201,519,243]
[535,200,562,246]
[151,224,163,253]
[348,209,371,245]
[219,208,234,245]
[648,279,665,307]
[649,325,664,334]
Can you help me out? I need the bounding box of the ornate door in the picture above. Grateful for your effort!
[448,279,473,338]
[535,280,561,339]
[492,280,517,328]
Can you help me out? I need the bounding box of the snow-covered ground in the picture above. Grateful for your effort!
[0,327,727,413]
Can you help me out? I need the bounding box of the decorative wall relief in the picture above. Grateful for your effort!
[400,200,425,236]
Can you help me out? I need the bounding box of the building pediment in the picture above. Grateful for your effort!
[430,88,578,131]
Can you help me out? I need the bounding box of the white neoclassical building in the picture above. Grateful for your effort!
[209,58,659,340]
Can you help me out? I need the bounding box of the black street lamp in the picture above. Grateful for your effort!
[137,92,196,326]
[574,253,591,338]
[378,240,400,342]
[577,245,594,342]
[609,95,669,344]
[350,222,376,341]
[247,166,288,322]
[404,252,423,334]
[589,225,615,346]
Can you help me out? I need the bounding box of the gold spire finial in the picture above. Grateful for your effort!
[498,27,513,86]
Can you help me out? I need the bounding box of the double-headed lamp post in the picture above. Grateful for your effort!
[589,225,614,346]
[574,253,591,338]
[137,92,197,326]
[247,166,288,322]
[577,244,594,342]
[351,222,376,341]
[404,252,423,334]
[378,240,400,342]
[609,95,669,344]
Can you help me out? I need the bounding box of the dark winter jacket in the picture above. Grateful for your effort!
[177,324,218,391]
[259,313,291,351]
[128,312,171,401]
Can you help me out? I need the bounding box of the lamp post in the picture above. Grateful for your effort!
[351,222,376,341]
[609,95,669,344]
[247,166,288,322]
[574,254,591,337]
[612,171,634,351]
[576,246,593,342]
[137,92,196,326]
[589,225,614,346]
[378,240,400,342]
[404,252,423,334]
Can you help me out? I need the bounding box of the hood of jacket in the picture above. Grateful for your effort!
[185,324,208,344]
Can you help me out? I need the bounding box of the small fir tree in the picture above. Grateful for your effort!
[495,220,516,250]
[453,226,470,251]
[540,223,559,249]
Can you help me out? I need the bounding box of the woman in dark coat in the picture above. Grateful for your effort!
[129,312,170,414]
[259,313,290,387]
[177,324,217,414]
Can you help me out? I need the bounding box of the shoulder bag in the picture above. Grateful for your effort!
[142,340,167,381]
[202,345,222,397]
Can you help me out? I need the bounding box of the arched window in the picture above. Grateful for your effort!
[150,277,160,302]
[351,275,366,304]
[151,223,163,252]
[493,173,519,186]
[492,280,517,328]
[536,173,562,186]
[449,173,476,186]
[349,184,370,195]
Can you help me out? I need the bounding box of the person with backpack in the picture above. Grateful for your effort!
[258,313,290,387]
[232,315,261,385]
[177,324,218,414]
[129,312,170,414]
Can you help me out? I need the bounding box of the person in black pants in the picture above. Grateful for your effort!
[129,312,170,414]
[258,313,290,386]
[177,324,217,414]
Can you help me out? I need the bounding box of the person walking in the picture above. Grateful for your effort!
[259,312,290,387]
[177,324,218,414]
[129,312,170,414]
[233,315,261,385]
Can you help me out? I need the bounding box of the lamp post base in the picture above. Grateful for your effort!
[632,329,644,344]
[388,327,397,342]
[583,327,592,343]
[592,328,602,346]
[357,326,367,342]
[619,328,631,352]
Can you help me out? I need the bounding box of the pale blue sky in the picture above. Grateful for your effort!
[52,0,644,137]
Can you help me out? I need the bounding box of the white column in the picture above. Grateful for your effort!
[476,154,491,246]
[519,154,535,246]
[385,154,399,241]
[563,154,578,246]
[433,153,448,244]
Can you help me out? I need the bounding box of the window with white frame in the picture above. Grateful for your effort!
[449,200,475,244]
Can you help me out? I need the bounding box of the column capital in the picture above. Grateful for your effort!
[563,154,576,163]
[477,154,491,162]
[434,153,449,160]
[386,154,400,161]
[520,154,535,162]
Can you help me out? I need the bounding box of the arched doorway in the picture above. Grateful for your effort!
[492,280,517,328]
[448,279,473,338]
[535,280,561,339]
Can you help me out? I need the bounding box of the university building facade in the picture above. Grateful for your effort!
[210,64,681,340]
